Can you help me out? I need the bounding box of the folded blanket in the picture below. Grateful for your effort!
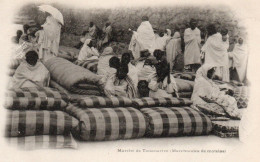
[79,96,133,108]
[44,57,102,91]
[141,107,212,137]
[74,59,98,73]
[196,103,226,117]
[69,87,103,96]
[65,105,148,141]
[6,133,77,150]
[49,80,95,103]
[76,83,101,91]
[5,97,68,110]
[5,110,79,137]
[6,87,69,102]
[175,78,194,92]
[177,92,192,98]
[212,120,240,138]
[173,72,196,81]
[132,97,192,109]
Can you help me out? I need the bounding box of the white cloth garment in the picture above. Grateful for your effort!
[184,27,201,65]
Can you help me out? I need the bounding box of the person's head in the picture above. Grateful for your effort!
[207,67,216,79]
[109,56,120,69]
[238,37,244,45]
[25,50,39,66]
[221,28,229,42]
[189,19,197,30]
[159,31,164,37]
[140,49,151,58]
[207,24,217,36]
[23,24,30,34]
[121,52,131,65]
[16,30,23,37]
[137,80,150,97]
[142,16,149,22]
[116,65,129,80]
[89,22,94,27]
[143,58,153,67]
[153,49,162,60]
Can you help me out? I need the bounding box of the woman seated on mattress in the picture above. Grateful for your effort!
[191,64,242,119]
[9,50,50,89]
[121,52,139,89]
[77,39,100,61]
[104,64,138,99]
[100,56,120,83]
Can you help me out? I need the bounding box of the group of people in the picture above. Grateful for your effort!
[11,13,247,119]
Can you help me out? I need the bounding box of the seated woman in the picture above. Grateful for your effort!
[191,64,242,119]
[138,58,157,81]
[97,47,115,76]
[10,50,50,89]
[104,65,137,99]
[148,63,179,98]
[100,56,120,84]
[121,52,139,89]
[78,39,99,61]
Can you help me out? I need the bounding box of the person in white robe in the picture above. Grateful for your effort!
[78,39,99,61]
[191,64,241,119]
[166,31,182,72]
[129,16,155,59]
[9,51,50,89]
[184,19,201,72]
[39,13,62,62]
[229,37,248,83]
[202,25,230,82]
[97,47,115,76]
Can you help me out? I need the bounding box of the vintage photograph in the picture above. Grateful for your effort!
[4,0,250,153]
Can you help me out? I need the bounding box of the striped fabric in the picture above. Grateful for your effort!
[4,97,68,110]
[141,107,212,137]
[132,97,192,108]
[69,87,103,96]
[212,120,239,133]
[6,133,77,150]
[74,60,98,73]
[212,130,238,138]
[79,96,133,108]
[233,86,249,108]
[6,87,69,102]
[5,110,79,137]
[65,105,148,141]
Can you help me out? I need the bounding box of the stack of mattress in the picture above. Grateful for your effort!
[175,78,194,98]
[4,87,79,150]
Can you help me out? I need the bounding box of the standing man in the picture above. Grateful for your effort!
[184,19,201,72]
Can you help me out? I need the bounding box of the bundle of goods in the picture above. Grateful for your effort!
[175,78,194,98]
[74,59,98,73]
[212,120,240,138]
[141,107,212,137]
[65,104,148,141]
[44,57,103,96]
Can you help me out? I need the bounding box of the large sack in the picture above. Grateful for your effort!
[141,107,212,137]
[5,110,79,137]
[44,57,102,90]
[65,105,148,141]
[6,133,77,150]
[74,60,98,73]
